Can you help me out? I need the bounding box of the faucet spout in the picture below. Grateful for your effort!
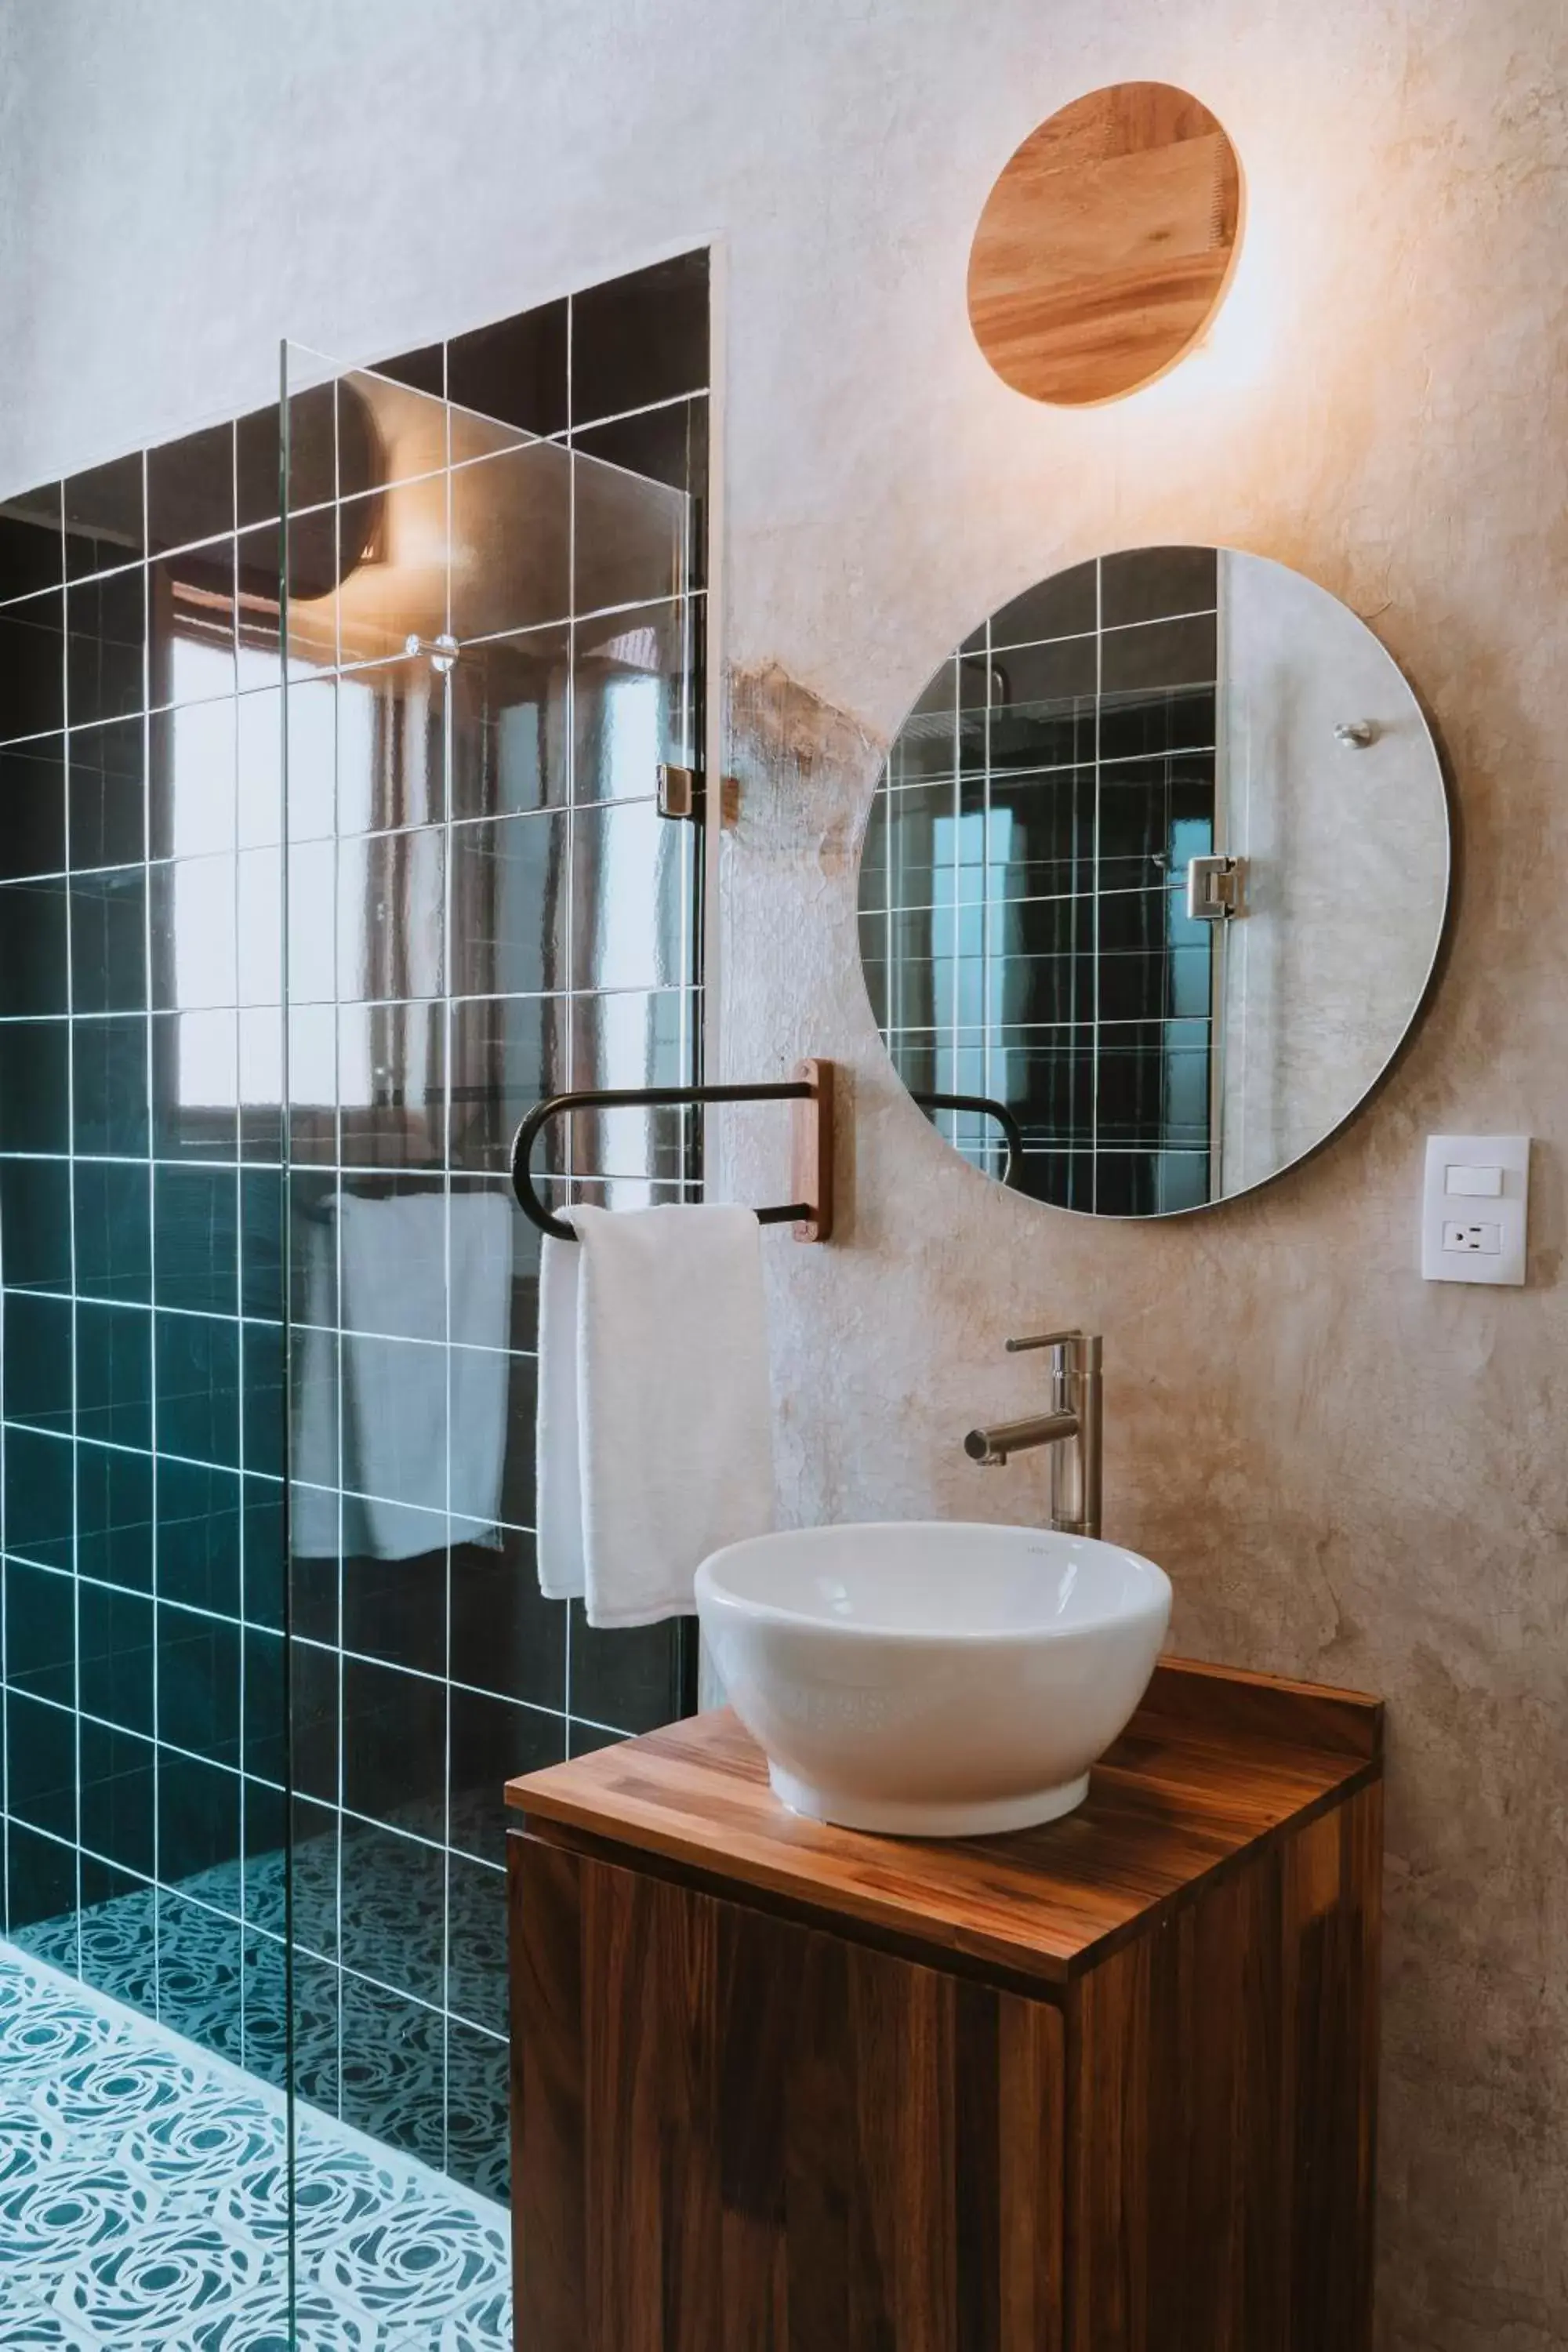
[964,1409,1079,1465]
[963,1330,1103,1537]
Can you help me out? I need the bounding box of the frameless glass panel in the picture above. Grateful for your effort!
[280,341,703,2337]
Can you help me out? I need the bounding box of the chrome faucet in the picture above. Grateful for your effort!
[964,1330,1103,1538]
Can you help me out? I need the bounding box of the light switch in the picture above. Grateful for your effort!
[1422,1135,1530,1285]
[1445,1163,1504,1197]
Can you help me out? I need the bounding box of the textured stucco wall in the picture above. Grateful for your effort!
[2,2,1566,2342]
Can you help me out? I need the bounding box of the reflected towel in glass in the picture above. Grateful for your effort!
[291,1192,514,1559]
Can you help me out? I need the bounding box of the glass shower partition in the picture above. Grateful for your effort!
[277,344,703,2328]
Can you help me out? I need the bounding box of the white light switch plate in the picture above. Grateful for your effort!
[1422,1134,1530,1285]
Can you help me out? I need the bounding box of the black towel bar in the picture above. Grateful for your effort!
[510,1058,835,1244]
[910,1091,1025,1187]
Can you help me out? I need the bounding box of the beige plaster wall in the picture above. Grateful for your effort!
[3,1,1566,2341]
[716,23,1568,2346]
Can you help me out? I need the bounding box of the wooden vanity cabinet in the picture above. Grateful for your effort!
[506,1657,1381,2351]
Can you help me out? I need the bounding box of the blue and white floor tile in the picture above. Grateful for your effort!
[0,1941,510,2350]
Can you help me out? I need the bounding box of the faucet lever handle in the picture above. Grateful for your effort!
[1006,1329,1084,1356]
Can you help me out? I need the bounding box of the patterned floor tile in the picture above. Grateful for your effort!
[0,1942,510,2351]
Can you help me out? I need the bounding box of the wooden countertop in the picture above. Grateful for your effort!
[506,1655,1381,1987]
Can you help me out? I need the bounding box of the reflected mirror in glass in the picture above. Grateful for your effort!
[858,546,1450,1218]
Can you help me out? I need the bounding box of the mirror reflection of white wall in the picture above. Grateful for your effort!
[1218,554,1448,1196]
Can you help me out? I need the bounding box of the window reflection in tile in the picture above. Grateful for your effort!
[234,523,284,669]
[335,655,445,836]
[987,771,1096,901]
[336,827,445,1002]
[151,1009,238,1160]
[151,609,237,720]
[151,855,237,1011]
[448,811,565,1000]
[281,674,336,842]
[237,847,282,1007]
[239,1007,285,1163]
[149,696,236,861]
[337,1001,445,1169]
[285,1005,337,1157]
[568,989,691,1180]
[570,799,690,994]
[236,684,282,850]
[573,604,695,806]
[285,838,336,1004]
[449,625,568,819]
[447,993,568,1174]
[150,543,238,718]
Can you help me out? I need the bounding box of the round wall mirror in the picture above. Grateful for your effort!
[857,547,1450,1218]
[967,82,1243,406]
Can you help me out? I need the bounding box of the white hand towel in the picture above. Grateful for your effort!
[536,1203,775,1626]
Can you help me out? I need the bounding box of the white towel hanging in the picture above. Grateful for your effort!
[536,1203,775,1626]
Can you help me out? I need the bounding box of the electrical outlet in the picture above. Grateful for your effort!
[1422,1135,1530,1285]
[1442,1221,1501,1255]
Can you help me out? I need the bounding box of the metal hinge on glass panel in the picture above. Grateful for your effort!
[405,632,459,674]
[1186,854,1246,921]
[657,763,701,822]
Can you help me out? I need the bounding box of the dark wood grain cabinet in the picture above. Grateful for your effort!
[506,1658,1382,2352]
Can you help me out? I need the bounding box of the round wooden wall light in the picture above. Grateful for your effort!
[967,82,1243,406]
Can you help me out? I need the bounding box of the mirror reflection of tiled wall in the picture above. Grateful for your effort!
[862,545,1219,1215]
[0,248,709,2204]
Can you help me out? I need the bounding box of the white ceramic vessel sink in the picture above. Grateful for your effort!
[694,1522,1171,1838]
